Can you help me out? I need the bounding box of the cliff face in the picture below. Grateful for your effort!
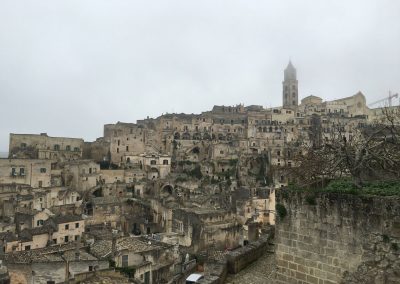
[275,190,400,284]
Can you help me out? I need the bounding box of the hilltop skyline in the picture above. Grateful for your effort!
[1,0,400,150]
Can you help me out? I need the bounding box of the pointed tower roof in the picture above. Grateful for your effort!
[286,60,296,71]
[284,60,297,80]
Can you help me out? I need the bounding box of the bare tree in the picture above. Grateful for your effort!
[286,107,400,188]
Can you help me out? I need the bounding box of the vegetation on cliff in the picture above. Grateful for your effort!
[287,179,400,196]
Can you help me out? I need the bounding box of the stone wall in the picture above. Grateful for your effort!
[226,234,271,274]
[275,190,400,284]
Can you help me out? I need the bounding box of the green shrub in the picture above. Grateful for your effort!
[186,166,203,179]
[116,267,136,278]
[383,234,390,243]
[309,179,400,197]
[276,203,287,219]
[175,175,188,183]
[305,195,317,205]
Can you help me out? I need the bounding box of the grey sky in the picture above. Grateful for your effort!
[1,0,399,151]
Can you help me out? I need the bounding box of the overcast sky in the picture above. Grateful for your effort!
[1,0,399,151]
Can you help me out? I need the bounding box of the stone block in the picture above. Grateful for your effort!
[295,271,307,281]
[277,259,289,268]
[289,262,297,270]
[297,264,308,274]
[294,256,305,266]
[283,253,294,262]
[307,274,319,284]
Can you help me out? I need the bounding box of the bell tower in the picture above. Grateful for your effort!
[282,61,298,108]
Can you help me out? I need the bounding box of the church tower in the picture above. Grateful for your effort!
[282,61,298,108]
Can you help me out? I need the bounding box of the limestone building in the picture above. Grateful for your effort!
[9,133,83,161]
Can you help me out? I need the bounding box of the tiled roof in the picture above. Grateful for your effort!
[91,196,125,205]
[20,224,56,238]
[90,237,162,259]
[63,249,98,261]
[52,214,83,224]
[3,243,87,264]
[0,232,18,242]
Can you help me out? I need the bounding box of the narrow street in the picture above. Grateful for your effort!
[225,251,276,284]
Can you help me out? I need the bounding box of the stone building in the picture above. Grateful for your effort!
[0,159,52,188]
[62,160,100,192]
[2,214,85,252]
[3,243,108,284]
[172,207,241,253]
[90,236,176,283]
[9,133,83,161]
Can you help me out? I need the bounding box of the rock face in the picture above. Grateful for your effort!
[274,190,400,284]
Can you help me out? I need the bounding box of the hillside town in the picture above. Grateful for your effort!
[0,62,397,284]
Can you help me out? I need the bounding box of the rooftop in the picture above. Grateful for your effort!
[90,237,162,258]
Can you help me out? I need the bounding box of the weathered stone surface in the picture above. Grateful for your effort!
[275,190,400,284]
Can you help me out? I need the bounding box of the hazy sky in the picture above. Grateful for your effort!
[1,0,399,151]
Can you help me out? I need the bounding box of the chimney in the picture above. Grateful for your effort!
[74,241,80,261]
[112,235,117,256]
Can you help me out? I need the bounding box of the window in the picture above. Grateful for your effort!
[126,146,129,151]
[47,281,55,284]
[64,236,69,242]
[74,147,80,152]
[20,168,25,176]
[66,145,71,151]
[11,168,16,176]
[89,266,93,271]
[150,160,157,165]
[117,148,119,153]
[122,255,129,267]
[65,224,69,230]
[38,181,43,188]
[24,245,31,251]
[20,143,27,148]
[37,220,44,226]
[75,223,79,228]
[117,140,120,146]
[54,144,60,151]
[40,168,46,173]
[53,239,57,244]
[75,235,79,241]
[163,160,169,165]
